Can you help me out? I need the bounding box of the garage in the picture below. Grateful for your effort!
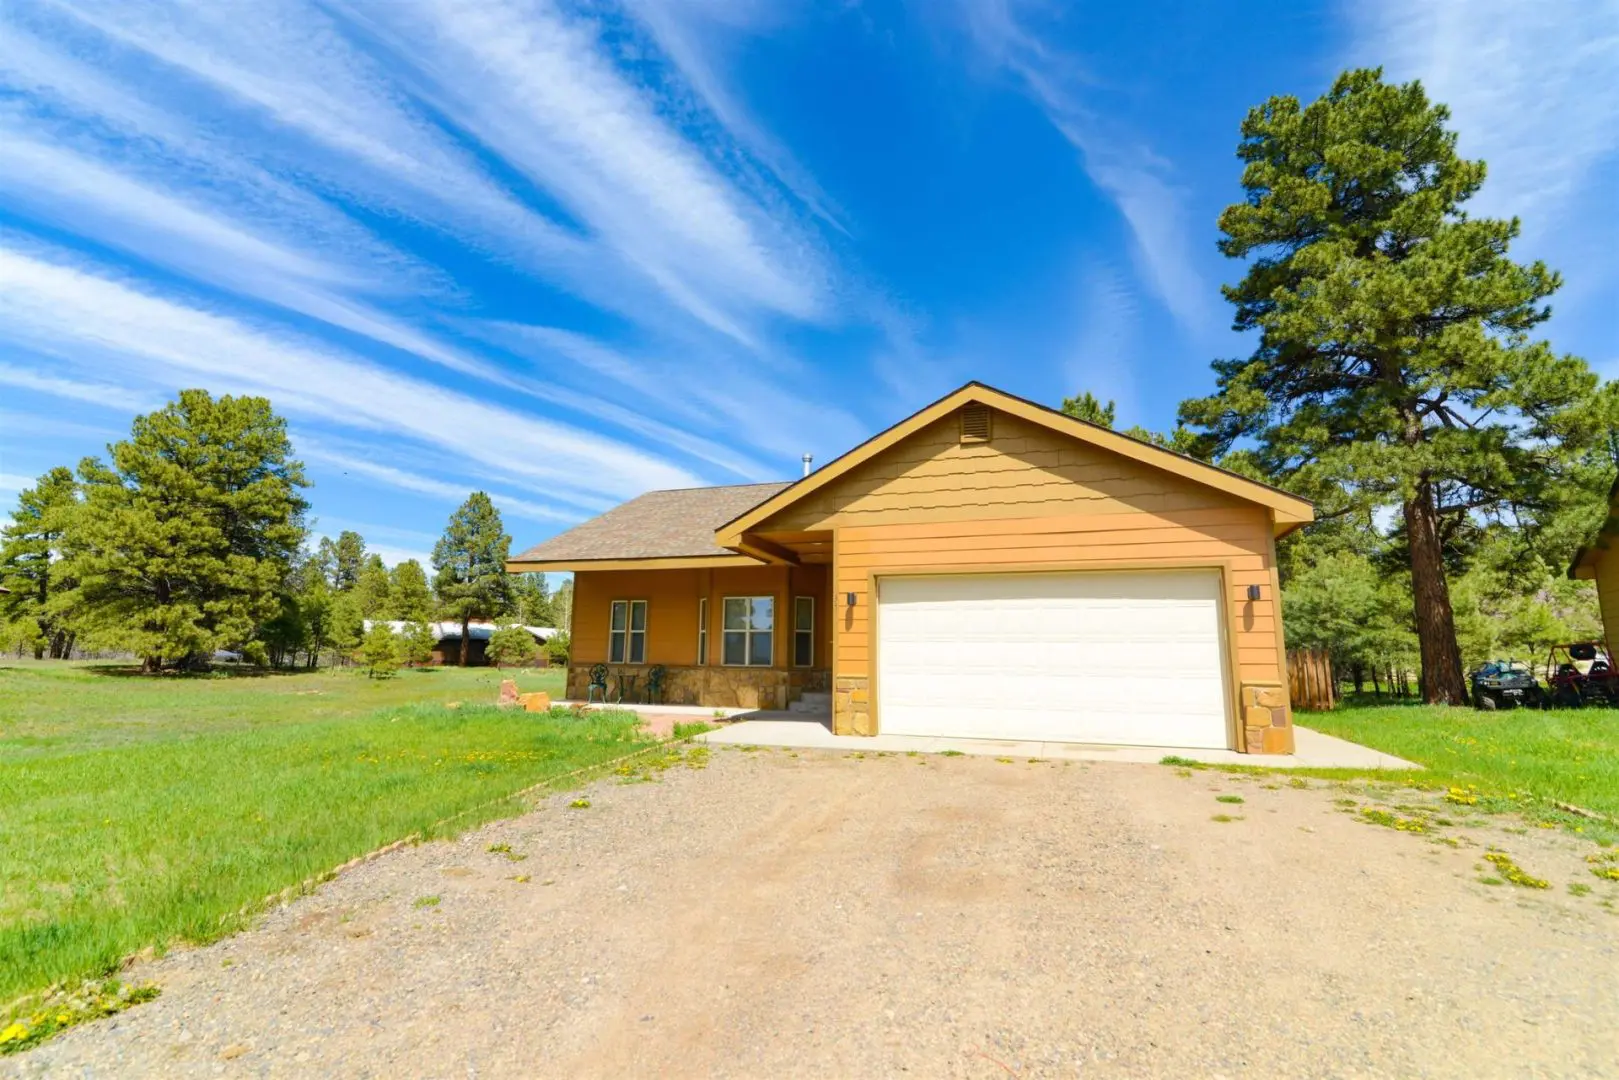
[875,570,1232,748]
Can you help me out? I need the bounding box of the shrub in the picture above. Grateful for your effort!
[487,625,539,667]
[360,623,400,679]
[543,630,570,666]
[400,620,435,667]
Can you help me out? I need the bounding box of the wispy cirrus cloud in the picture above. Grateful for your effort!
[0,242,701,504]
[336,0,829,346]
[1349,0,1619,359]
[298,444,579,526]
[948,0,1215,339]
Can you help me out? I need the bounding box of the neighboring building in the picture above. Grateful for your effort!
[508,382,1314,753]
[362,620,558,667]
[1569,476,1619,658]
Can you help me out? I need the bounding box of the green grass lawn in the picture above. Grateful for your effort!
[0,661,646,1005]
[1303,696,1619,820]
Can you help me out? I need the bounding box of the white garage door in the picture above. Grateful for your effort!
[876,571,1231,748]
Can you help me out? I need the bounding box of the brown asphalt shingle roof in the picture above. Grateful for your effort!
[511,482,792,563]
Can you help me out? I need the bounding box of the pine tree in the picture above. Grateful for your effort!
[1181,68,1601,704]
[432,493,512,666]
[400,619,436,667]
[512,572,553,627]
[65,391,308,670]
[388,559,435,623]
[298,573,334,670]
[486,624,538,667]
[354,553,392,617]
[0,467,80,658]
[317,531,367,591]
[360,622,400,678]
[1059,391,1116,428]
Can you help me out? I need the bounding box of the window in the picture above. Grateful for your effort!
[722,596,773,667]
[793,596,814,667]
[697,597,709,666]
[609,600,647,664]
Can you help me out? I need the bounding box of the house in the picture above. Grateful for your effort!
[1569,476,1619,657]
[361,620,558,666]
[508,383,1314,753]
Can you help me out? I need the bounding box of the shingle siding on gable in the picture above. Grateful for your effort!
[756,411,1240,532]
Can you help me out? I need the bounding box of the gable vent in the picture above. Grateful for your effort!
[959,404,993,444]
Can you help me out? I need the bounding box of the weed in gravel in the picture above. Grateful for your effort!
[1333,797,1359,808]
[1430,836,1463,848]
[1161,755,1207,770]
[939,750,965,757]
[412,895,440,909]
[1586,851,1619,881]
[486,843,527,862]
[1444,786,1480,806]
[1211,814,1244,823]
[684,746,711,769]
[1174,768,1193,778]
[0,979,160,1056]
[1482,852,1549,889]
[1570,882,1593,897]
[1357,807,1429,833]
[1287,777,1310,789]
[906,751,919,757]
[1216,795,1245,805]
[995,757,1015,764]
[509,874,531,884]
[568,798,591,809]
[1478,876,1505,886]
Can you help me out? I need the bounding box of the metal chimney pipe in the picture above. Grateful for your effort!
[801,453,813,478]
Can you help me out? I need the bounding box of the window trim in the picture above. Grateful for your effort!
[608,599,648,665]
[792,595,814,668]
[697,596,709,666]
[721,595,774,668]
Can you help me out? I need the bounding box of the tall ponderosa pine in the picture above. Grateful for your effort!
[317,530,367,591]
[1059,391,1117,428]
[66,390,308,670]
[0,467,80,658]
[388,559,435,623]
[1182,68,1600,704]
[432,492,512,666]
[354,553,392,617]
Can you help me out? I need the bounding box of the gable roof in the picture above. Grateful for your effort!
[715,382,1314,544]
[1569,475,1619,579]
[507,482,790,571]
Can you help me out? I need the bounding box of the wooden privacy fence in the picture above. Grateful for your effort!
[1288,648,1336,711]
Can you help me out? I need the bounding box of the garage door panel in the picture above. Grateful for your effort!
[876,571,1230,748]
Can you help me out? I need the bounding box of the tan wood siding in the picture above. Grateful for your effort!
[571,564,828,670]
[1597,548,1619,659]
[761,412,1242,533]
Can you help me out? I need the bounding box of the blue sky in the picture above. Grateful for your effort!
[1,0,1615,567]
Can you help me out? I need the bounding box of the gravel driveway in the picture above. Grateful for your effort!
[10,747,1619,1078]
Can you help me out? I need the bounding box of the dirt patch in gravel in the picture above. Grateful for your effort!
[9,748,1619,1078]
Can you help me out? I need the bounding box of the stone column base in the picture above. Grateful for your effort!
[1241,682,1293,754]
[833,675,872,735]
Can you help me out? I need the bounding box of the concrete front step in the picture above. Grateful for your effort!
[789,692,831,714]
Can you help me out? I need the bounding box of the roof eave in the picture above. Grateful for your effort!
[505,553,764,574]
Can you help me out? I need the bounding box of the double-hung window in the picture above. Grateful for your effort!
[793,596,814,667]
[722,596,773,667]
[697,597,709,666]
[609,599,647,664]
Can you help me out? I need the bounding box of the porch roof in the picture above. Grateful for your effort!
[507,481,790,571]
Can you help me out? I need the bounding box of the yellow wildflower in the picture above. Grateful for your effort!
[0,1022,28,1043]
